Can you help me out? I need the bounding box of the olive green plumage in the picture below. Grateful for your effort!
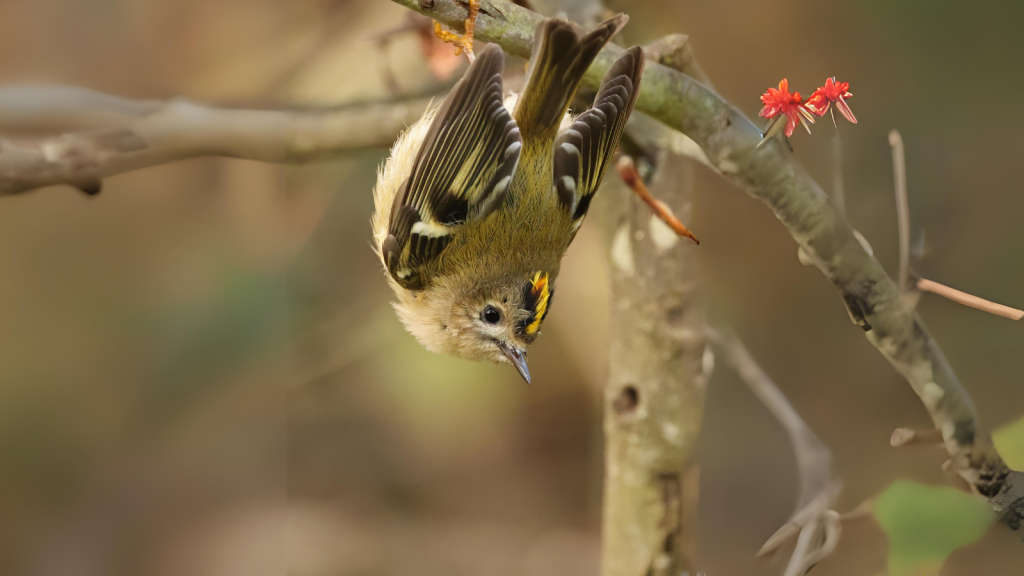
[371,15,645,383]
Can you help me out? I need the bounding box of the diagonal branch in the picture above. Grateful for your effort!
[916,279,1023,321]
[390,0,1023,526]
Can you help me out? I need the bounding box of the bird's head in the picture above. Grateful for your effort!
[393,271,553,384]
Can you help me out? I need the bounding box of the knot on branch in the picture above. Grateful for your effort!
[613,385,639,416]
[988,470,1024,530]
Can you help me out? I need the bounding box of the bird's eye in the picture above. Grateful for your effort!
[481,305,502,324]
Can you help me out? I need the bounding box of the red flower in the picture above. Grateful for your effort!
[806,77,857,125]
[758,78,815,143]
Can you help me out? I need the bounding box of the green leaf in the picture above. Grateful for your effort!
[993,414,1024,470]
[874,480,993,575]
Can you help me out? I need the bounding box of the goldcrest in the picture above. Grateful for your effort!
[372,15,645,383]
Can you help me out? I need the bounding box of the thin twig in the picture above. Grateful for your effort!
[831,130,845,216]
[917,278,1024,321]
[889,129,910,294]
[839,499,874,522]
[785,511,841,576]
[890,427,944,447]
[707,328,842,574]
[616,155,699,244]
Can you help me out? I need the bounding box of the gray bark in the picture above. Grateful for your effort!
[601,116,707,575]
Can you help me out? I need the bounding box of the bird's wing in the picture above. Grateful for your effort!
[553,46,645,235]
[514,15,627,140]
[382,44,521,290]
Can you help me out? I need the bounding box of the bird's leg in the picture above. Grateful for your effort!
[616,155,700,245]
[432,0,479,61]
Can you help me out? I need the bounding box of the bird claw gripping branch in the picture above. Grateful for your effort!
[432,0,480,60]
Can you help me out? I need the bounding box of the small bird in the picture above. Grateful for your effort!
[372,15,645,384]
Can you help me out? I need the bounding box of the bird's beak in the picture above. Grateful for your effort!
[499,343,531,385]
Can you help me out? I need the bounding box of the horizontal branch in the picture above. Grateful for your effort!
[0,86,430,195]
[0,86,161,133]
[393,0,1023,525]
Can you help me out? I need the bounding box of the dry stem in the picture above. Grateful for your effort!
[917,278,1023,321]
[708,328,842,575]
[616,155,699,244]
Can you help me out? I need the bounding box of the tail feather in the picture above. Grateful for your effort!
[514,15,628,139]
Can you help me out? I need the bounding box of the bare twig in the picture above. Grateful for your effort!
[0,89,430,195]
[890,427,944,447]
[917,278,1024,321]
[839,499,874,522]
[889,129,910,295]
[616,155,699,244]
[886,130,1021,322]
[832,130,845,215]
[708,328,842,575]
[784,510,841,576]
[389,0,1023,527]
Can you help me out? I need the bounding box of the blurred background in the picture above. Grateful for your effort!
[0,0,1021,574]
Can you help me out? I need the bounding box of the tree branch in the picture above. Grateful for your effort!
[602,140,706,576]
[708,327,842,576]
[593,15,709,573]
[0,87,430,195]
[391,0,1023,528]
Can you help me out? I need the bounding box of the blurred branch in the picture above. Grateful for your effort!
[890,427,944,447]
[603,143,706,576]
[0,86,161,133]
[885,131,1022,322]
[392,0,1024,528]
[0,87,430,195]
[592,11,710,572]
[708,328,842,576]
[642,33,713,90]
[889,130,910,294]
[831,130,845,216]
[884,133,1019,323]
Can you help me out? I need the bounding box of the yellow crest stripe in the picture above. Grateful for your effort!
[525,272,550,335]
